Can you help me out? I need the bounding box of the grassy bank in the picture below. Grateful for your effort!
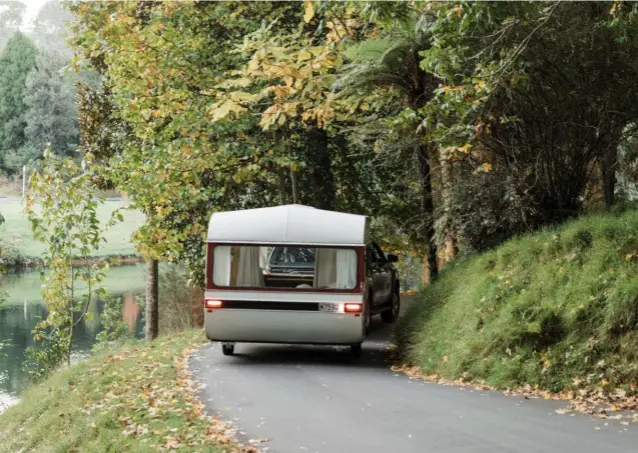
[0,200,144,266]
[396,209,638,395]
[0,331,242,453]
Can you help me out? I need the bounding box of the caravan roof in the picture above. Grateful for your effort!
[207,205,368,246]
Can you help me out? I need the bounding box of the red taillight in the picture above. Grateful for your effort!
[205,299,223,309]
[344,303,363,313]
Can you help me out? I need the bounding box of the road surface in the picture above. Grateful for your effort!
[190,298,638,453]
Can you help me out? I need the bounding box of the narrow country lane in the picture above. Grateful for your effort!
[190,298,638,453]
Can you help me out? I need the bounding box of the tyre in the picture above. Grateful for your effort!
[381,291,400,323]
[349,343,362,359]
[364,299,372,334]
[221,343,235,356]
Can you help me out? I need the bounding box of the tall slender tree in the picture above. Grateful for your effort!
[0,32,38,172]
[23,52,79,161]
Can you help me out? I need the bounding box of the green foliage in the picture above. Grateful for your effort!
[0,204,6,358]
[0,238,22,267]
[158,264,197,334]
[420,2,638,222]
[94,295,131,350]
[0,32,38,172]
[22,331,70,381]
[24,52,79,160]
[23,148,121,377]
[396,209,638,392]
[0,297,6,358]
[68,1,638,290]
[69,1,388,283]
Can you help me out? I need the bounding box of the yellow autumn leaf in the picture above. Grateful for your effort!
[298,48,313,62]
[210,99,246,122]
[304,0,315,23]
[263,85,297,98]
[229,91,260,103]
[475,162,492,174]
[458,143,472,153]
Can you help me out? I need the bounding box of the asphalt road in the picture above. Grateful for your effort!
[190,298,638,453]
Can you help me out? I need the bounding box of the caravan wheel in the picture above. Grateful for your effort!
[221,343,235,356]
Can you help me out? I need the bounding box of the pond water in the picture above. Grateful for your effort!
[0,264,147,411]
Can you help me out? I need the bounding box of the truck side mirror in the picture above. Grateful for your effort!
[386,254,398,263]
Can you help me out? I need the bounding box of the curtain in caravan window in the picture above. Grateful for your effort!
[315,248,358,289]
[213,246,231,286]
[236,246,264,287]
[258,246,269,270]
[336,249,357,289]
[314,248,336,288]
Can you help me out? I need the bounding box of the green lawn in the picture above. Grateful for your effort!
[0,200,145,260]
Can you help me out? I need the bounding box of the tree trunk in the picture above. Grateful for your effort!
[421,253,432,286]
[439,148,457,264]
[190,285,204,328]
[145,258,159,341]
[278,169,288,205]
[306,128,334,210]
[417,143,438,283]
[290,167,298,204]
[602,143,618,209]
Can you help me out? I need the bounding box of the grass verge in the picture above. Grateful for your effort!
[0,330,253,453]
[396,209,638,400]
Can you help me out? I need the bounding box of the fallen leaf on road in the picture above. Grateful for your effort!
[391,363,638,419]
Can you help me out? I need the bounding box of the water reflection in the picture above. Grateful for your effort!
[0,264,146,408]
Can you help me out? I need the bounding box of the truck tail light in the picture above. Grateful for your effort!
[344,303,363,313]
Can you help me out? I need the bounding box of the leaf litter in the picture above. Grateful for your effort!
[391,364,638,424]
[80,330,268,452]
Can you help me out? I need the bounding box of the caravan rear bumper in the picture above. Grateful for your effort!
[205,309,365,345]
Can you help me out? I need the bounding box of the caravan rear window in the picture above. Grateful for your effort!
[211,245,358,290]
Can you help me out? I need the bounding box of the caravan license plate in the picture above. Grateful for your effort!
[318,303,339,312]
